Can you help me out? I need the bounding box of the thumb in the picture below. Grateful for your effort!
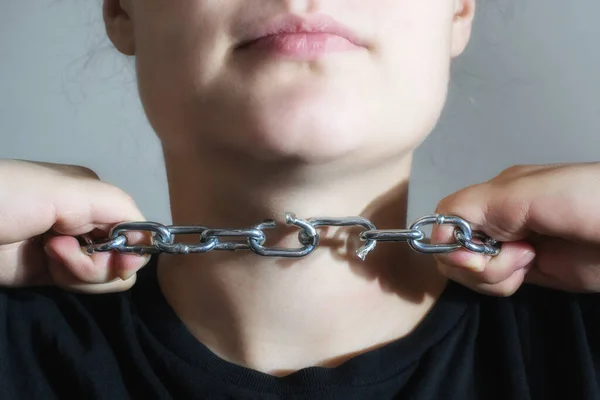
[43,232,151,284]
[433,234,537,296]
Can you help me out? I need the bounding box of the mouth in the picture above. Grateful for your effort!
[235,14,368,60]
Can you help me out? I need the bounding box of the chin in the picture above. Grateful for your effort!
[243,94,373,164]
[237,93,439,166]
[150,64,447,166]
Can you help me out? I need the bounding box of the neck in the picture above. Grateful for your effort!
[156,146,446,376]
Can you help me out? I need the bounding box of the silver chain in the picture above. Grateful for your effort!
[79,213,501,260]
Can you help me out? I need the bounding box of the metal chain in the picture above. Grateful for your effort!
[79,213,501,260]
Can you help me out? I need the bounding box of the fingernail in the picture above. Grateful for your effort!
[44,243,58,260]
[518,250,536,268]
[118,270,137,281]
[464,255,486,272]
[519,250,536,272]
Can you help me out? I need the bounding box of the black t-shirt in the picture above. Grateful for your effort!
[1,256,600,400]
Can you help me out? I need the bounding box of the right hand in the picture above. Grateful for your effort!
[0,159,152,293]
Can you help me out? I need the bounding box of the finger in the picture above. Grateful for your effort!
[432,185,531,245]
[523,268,571,292]
[431,216,536,273]
[47,254,138,294]
[440,261,530,297]
[435,240,535,295]
[44,235,151,283]
[51,180,149,237]
[524,237,600,292]
[0,163,144,244]
[434,164,600,245]
[0,237,49,287]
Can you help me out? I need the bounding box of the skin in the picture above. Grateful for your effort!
[100,0,477,375]
[433,162,600,295]
[1,0,599,378]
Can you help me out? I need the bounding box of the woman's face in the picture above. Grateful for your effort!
[105,0,474,164]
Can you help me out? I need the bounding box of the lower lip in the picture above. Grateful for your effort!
[239,33,361,60]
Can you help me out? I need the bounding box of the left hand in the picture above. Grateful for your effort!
[432,162,600,296]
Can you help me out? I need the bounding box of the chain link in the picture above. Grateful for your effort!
[80,213,501,259]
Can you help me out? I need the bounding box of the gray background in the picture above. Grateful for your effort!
[1,0,598,225]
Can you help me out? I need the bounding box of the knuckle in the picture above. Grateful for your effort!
[494,164,548,183]
[77,166,100,179]
[486,196,531,239]
[120,190,137,207]
[435,183,484,216]
[64,164,101,180]
[100,182,137,207]
[498,164,528,176]
[435,193,461,214]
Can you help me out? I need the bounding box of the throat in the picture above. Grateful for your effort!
[156,245,447,376]
[156,148,445,375]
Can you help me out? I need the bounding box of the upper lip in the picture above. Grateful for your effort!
[236,14,367,48]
